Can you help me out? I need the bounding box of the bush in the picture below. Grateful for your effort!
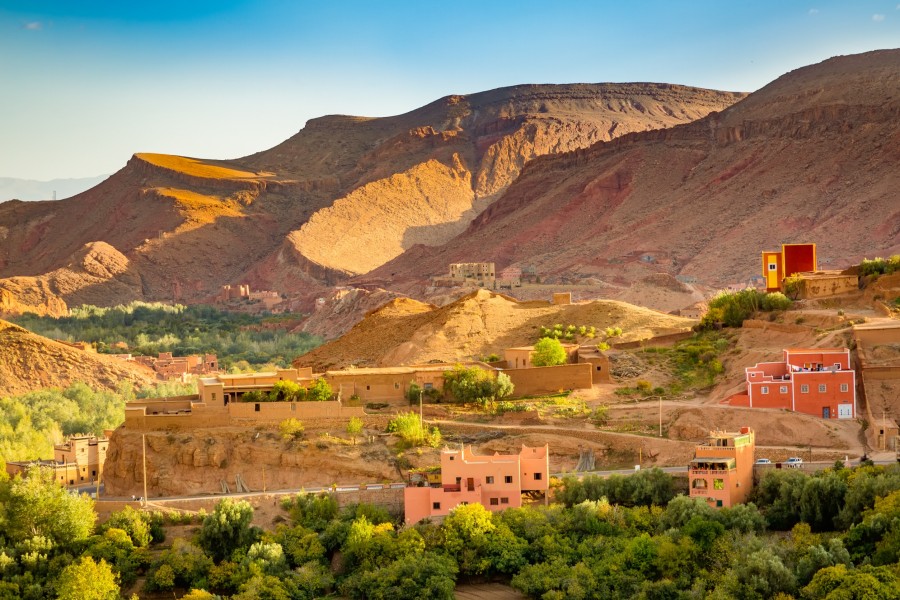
[532,337,567,367]
[443,366,514,406]
[279,418,305,440]
[387,412,441,448]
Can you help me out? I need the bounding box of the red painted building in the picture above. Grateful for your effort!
[762,243,817,292]
[732,348,855,419]
[689,427,755,508]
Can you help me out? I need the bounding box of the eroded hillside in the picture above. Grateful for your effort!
[363,50,900,293]
[0,320,156,396]
[0,84,744,308]
[293,289,694,370]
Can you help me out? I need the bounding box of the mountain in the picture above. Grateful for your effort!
[0,319,156,396]
[362,50,900,291]
[294,288,694,371]
[0,175,109,202]
[0,84,743,311]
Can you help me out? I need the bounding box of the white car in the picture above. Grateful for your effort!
[785,457,804,468]
[755,458,772,465]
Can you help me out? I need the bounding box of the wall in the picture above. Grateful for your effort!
[578,354,612,383]
[798,274,858,299]
[326,372,410,403]
[228,400,365,421]
[612,331,694,350]
[506,363,592,396]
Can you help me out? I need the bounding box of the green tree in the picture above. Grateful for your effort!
[346,416,363,445]
[531,337,567,367]
[198,499,259,562]
[2,464,96,547]
[306,378,333,402]
[103,505,151,547]
[801,564,898,600]
[56,557,120,600]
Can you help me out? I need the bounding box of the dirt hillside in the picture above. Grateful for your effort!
[0,84,743,308]
[0,320,157,396]
[294,289,694,370]
[363,50,900,294]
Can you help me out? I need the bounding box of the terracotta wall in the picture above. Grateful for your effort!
[798,275,858,299]
[228,400,366,421]
[506,363,592,396]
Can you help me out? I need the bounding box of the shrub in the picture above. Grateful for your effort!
[532,337,567,367]
[443,366,513,406]
[387,412,440,448]
[761,292,792,311]
[279,418,305,440]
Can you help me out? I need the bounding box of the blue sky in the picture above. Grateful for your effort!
[1,1,898,180]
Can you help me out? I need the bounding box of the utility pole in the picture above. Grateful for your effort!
[659,396,663,437]
[142,434,148,508]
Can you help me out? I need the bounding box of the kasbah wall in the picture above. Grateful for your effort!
[506,363,593,396]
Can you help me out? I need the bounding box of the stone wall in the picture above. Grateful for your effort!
[507,363,593,396]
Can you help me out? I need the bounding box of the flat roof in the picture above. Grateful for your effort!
[785,348,848,353]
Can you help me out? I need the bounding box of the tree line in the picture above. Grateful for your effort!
[9,302,323,371]
[1,462,899,599]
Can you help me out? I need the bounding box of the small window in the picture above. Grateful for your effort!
[596,365,602,371]
[424,382,433,390]
[489,498,499,506]
[780,386,788,394]
[834,363,841,369]
[534,472,543,480]
[501,497,509,504]
[255,403,261,412]
[801,384,809,394]
[212,393,217,402]
[504,475,513,484]
[394,382,400,389]
[768,263,777,271]
[716,499,723,508]
[456,477,462,484]
[841,383,849,393]
[433,502,441,510]
[486,476,494,484]
[761,386,769,394]
[750,373,757,378]
[366,385,370,390]
[819,384,827,393]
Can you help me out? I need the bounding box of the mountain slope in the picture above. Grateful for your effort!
[0,84,744,306]
[363,50,900,291]
[294,288,694,370]
[0,320,156,396]
[0,175,108,202]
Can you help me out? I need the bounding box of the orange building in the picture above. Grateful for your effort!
[736,348,856,419]
[404,444,549,524]
[689,427,755,508]
[762,242,817,292]
[6,434,109,487]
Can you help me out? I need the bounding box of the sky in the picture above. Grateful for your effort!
[1,1,898,180]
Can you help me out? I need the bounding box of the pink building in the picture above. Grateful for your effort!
[731,348,855,419]
[404,444,549,524]
[689,427,755,508]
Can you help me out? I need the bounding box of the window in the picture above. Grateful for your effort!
[834,363,841,369]
[596,365,602,371]
[500,497,509,504]
[761,386,769,394]
[490,498,499,506]
[504,475,513,484]
[819,384,827,393]
[255,403,260,412]
[366,385,370,390]
[433,502,441,510]
[449,456,454,461]
[212,393,217,402]
[394,382,400,389]
[486,476,494,484]
[716,499,723,508]
[534,472,543,480]
[424,382,433,390]
[801,384,809,394]
[841,383,849,393]
[768,264,777,271]
[714,479,724,490]
[780,386,788,394]
[456,477,462,485]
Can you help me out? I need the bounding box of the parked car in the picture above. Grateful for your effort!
[755,458,772,465]
[785,457,804,468]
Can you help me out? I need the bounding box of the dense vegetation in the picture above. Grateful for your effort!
[531,337,568,367]
[3,462,900,599]
[442,366,514,407]
[700,289,792,329]
[9,302,323,371]
[0,381,196,466]
[859,255,900,277]
[241,379,333,403]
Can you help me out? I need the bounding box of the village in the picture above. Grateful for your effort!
[8,244,900,528]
